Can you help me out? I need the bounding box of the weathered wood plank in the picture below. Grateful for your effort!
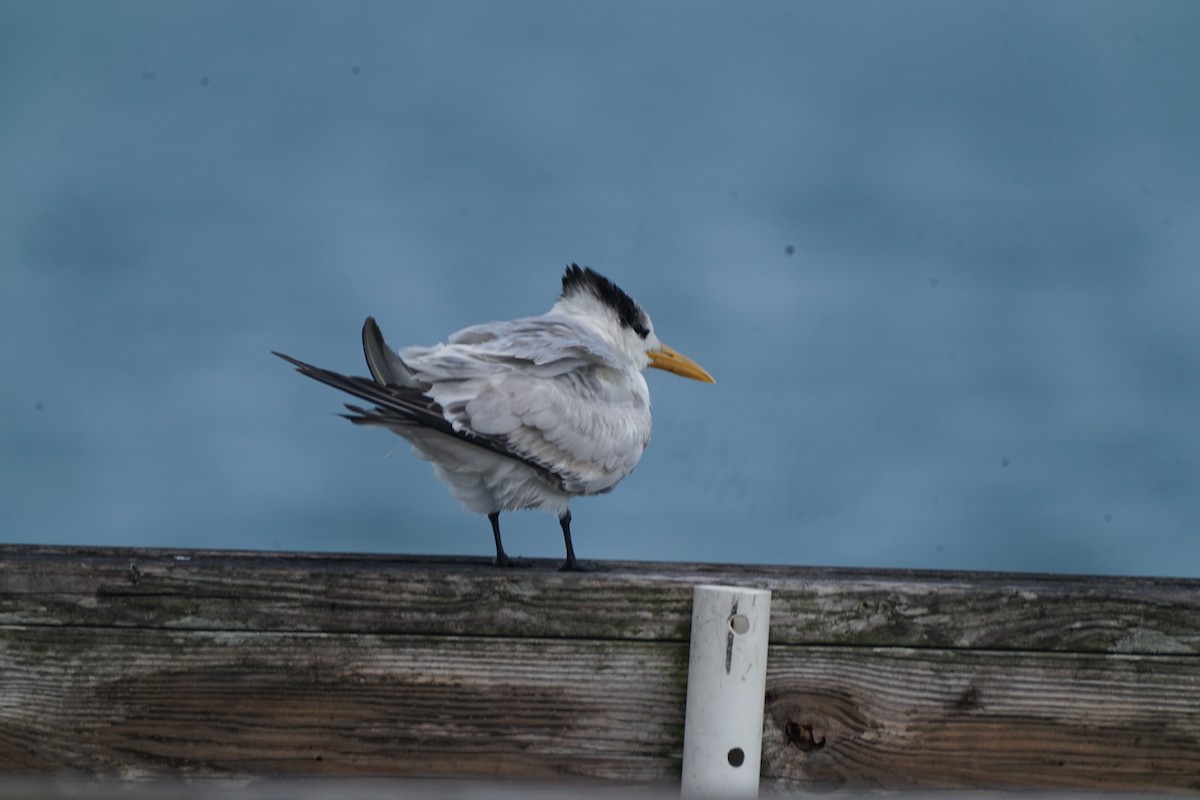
[0,782,687,800]
[0,627,686,782]
[2,545,1198,790]
[1,626,1197,790]
[1,545,1197,654]
[762,647,1200,791]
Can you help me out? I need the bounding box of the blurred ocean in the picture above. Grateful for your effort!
[2,1,1197,576]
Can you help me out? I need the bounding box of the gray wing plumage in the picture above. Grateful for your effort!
[399,317,652,494]
[274,315,651,495]
[361,316,418,386]
[271,348,568,489]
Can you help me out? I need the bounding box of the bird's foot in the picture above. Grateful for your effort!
[494,555,531,568]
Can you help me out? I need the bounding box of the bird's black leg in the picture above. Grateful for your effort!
[489,512,509,567]
[558,510,580,571]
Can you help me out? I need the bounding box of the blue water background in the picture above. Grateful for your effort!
[2,1,1198,576]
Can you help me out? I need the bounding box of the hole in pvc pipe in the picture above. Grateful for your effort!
[727,747,745,767]
[729,614,749,634]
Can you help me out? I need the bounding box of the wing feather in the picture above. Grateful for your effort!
[402,317,652,495]
[271,351,572,489]
[276,314,652,497]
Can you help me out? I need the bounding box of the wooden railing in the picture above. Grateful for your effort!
[1,545,1197,791]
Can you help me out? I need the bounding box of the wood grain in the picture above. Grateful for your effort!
[1,546,1196,653]
[0,627,686,781]
[1,545,1198,790]
[762,647,1200,791]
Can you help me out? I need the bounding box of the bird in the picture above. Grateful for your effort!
[273,264,714,570]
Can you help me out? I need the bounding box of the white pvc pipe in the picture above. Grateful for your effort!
[680,584,772,799]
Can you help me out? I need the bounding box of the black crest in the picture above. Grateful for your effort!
[560,264,650,338]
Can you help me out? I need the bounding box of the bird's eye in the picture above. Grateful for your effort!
[633,324,650,339]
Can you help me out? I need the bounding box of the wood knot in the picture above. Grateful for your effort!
[952,685,982,710]
[785,719,826,752]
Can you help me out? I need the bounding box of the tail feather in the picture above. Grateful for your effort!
[271,349,568,490]
[271,350,437,427]
[361,316,419,387]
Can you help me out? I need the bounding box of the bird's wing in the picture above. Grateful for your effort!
[402,318,652,494]
[408,318,607,373]
[271,350,572,490]
[361,316,419,387]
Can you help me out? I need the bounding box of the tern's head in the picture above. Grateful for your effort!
[554,264,714,383]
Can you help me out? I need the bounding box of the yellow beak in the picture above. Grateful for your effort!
[647,344,715,384]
